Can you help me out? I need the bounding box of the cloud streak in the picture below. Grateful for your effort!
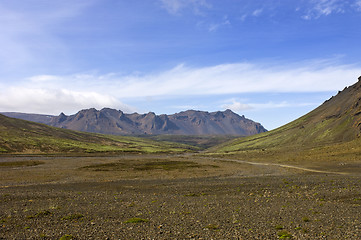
[221,99,317,113]
[301,0,356,20]
[159,0,210,15]
[1,59,360,115]
[109,60,361,97]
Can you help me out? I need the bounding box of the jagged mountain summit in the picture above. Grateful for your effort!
[3,109,267,136]
[49,108,267,136]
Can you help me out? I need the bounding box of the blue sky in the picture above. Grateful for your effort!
[1,0,361,130]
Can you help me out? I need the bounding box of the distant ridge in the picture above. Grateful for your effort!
[214,76,361,153]
[2,109,267,136]
[1,112,53,124]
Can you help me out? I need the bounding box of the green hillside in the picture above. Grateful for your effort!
[0,114,195,154]
[212,77,361,155]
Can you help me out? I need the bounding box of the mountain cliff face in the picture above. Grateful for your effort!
[44,108,266,136]
[169,110,265,135]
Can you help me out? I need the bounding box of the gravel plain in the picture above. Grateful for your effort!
[0,155,360,239]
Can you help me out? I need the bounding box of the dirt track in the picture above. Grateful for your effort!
[1,155,361,239]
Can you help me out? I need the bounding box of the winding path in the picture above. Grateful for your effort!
[205,156,349,175]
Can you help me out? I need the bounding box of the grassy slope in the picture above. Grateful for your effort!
[211,78,361,158]
[0,114,195,154]
[142,135,239,150]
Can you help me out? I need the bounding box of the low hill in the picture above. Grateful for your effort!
[212,76,361,154]
[0,114,195,154]
[0,112,53,124]
[3,109,267,136]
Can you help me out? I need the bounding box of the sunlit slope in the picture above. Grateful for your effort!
[213,77,361,153]
[0,114,195,154]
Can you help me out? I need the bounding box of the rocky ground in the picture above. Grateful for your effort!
[0,155,360,239]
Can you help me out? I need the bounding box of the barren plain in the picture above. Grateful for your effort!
[1,154,360,239]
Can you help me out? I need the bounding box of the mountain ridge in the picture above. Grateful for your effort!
[2,109,267,136]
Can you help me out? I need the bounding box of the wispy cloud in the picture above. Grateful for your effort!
[355,0,361,10]
[159,0,210,15]
[238,8,264,22]
[221,99,317,113]
[106,60,360,96]
[252,8,263,17]
[207,15,230,32]
[302,0,346,20]
[234,1,360,21]
[1,59,360,115]
[250,101,316,109]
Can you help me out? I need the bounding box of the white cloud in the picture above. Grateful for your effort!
[159,0,210,15]
[106,60,360,97]
[0,87,134,115]
[222,99,253,112]
[1,59,360,115]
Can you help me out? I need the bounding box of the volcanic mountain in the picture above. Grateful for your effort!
[215,76,361,153]
[3,109,267,136]
[48,109,266,136]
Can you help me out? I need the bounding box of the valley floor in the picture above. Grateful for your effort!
[0,154,360,239]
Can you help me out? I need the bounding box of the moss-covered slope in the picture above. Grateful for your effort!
[0,114,195,154]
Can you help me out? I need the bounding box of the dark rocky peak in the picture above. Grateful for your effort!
[74,108,106,121]
[178,110,208,116]
[100,108,124,118]
[101,107,123,114]
[80,108,97,115]
[74,108,96,119]
[57,112,67,123]
[142,112,157,121]
[49,112,68,124]
[82,108,97,113]
[222,109,246,119]
[146,112,156,116]
[213,111,226,119]
[223,109,238,116]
